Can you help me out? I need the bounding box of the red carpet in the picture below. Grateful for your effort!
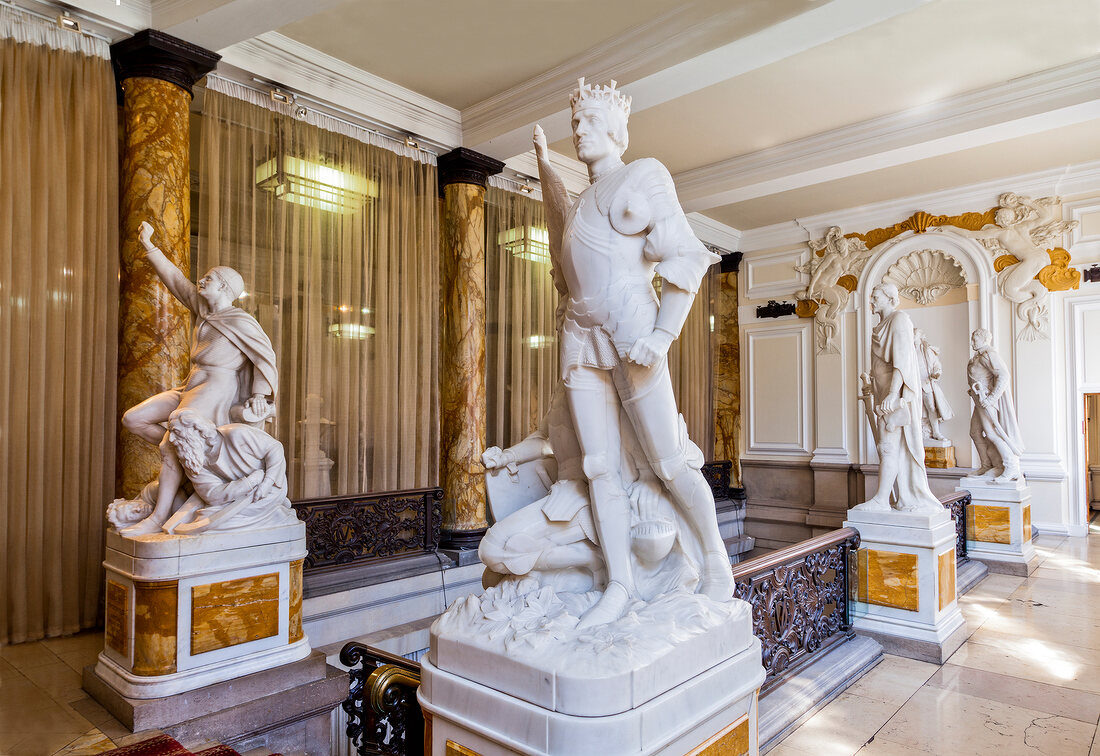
[100,735,278,756]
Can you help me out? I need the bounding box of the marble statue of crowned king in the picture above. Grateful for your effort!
[423,83,761,752]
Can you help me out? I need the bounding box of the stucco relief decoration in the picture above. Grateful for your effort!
[935,193,1079,340]
[794,226,872,353]
[882,249,967,305]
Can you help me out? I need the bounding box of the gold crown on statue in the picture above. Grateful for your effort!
[570,78,631,119]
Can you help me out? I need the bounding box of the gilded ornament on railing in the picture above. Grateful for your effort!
[341,643,424,756]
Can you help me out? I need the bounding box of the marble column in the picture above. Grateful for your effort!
[712,252,744,489]
[438,148,504,550]
[110,31,219,497]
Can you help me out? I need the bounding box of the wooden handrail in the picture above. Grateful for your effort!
[732,526,860,580]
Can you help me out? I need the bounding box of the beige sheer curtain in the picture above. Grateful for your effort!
[0,7,118,644]
[667,268,715,457]
[485,185,558,448]
[198,80,439,498]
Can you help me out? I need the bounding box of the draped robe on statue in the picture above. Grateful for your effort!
[870,310,942,511]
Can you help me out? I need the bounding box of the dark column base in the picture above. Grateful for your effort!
[439,528,487,564]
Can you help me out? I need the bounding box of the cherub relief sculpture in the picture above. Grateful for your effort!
[854,283,943,513]
[795,226,872,353]
[967,328,1024,482]
[111,222,286,536]
[914,329,953,443]
[944,193,1077,340]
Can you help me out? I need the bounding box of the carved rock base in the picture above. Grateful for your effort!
[924,445,956,469]
[843,508,965,665]
[90,522,310,699]
[419,637,764,755]
[957,477,1038,577]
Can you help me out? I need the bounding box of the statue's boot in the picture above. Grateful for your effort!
[577,580,631,629]
[663,467,735,600]
[994,461,1021,483]
[120,514,166,537]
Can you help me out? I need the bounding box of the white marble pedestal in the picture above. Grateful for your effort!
[91,522,311,699]
[957,476,1037,576]
[844,508,965,664]
[420,585,764,755]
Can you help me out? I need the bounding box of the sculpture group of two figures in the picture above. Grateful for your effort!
[108,221,298,537]
[857,282,1024,515]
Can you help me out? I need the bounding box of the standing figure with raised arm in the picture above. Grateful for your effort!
[119,221,279,535]
[533,79,732,629]
[855,283,942,513]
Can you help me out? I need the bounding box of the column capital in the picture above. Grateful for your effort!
[111,29,220,99]
[717,250,743,273]
[437,148,505,195]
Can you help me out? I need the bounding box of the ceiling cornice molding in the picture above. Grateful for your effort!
[686,214,742,252]
[738,159,1100,252]
[676,55,1100,213]
[462,0,930,160]
[217,32,463,148]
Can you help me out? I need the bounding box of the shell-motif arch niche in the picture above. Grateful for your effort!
[854,231,1000,467]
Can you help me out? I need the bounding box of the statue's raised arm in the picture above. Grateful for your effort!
[138,221,201,313]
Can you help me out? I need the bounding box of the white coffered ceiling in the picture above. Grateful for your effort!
[62,0,1100,234]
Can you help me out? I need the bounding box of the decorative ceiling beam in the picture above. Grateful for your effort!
[675,55,1100,213]
[462,0,931,160]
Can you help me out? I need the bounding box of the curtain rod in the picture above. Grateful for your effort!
[205,72,443,159]
[1,0,114,44]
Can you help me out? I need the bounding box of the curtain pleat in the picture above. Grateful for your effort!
[668,268,715,457]
[197,90,440,498]
[485,187,557,448]
[0,12,118,644]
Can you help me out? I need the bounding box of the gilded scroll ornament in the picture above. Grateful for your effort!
[852,209,997,250]
[1037,247,1081,292]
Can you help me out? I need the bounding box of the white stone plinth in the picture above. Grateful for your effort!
[419,637,764,756]
[844,508,965,664]
[957,477,1037,576]
[93,522,310,699]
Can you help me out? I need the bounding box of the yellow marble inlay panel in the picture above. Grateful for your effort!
[938,549,956,612]
[445,741,482,756]
[440,182,488,532]
[133,579,178,676]
[689,716,751,756]
[1023,504,1032,542]
[105,581,130,657]
[967,504,1011,544]
[191,573,279,656]
[289,559,304,644]
[858,548,920,611]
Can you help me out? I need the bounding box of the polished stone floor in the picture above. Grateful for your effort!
[772,515,1100,756]
[1,515,1098,755]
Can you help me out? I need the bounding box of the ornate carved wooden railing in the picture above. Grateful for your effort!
[940,490,971,564]
[292,487,443,572]
[340,642,424,756]
[732,527,860,694]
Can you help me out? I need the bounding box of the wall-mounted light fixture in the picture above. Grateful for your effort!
[256,154,377,214]
[498,225,550,265]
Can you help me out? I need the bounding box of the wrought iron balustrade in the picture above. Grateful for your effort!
[293,487,443,573]
[940,490,971,564]
[340,642,424,756]
[732,527,861,694]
